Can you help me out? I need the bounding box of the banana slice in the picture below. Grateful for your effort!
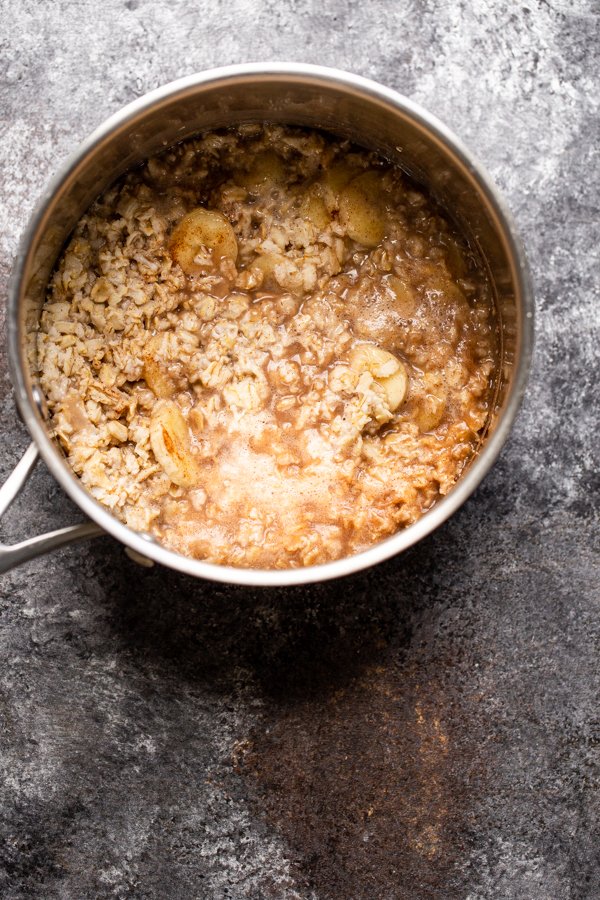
[188,407,205,433]
[349,344,408,411]
[299,187,331,230]
[143,334,176,399]
[319,161,357,212]
[150,401,201,487]
[236,151,286,189]
[338,171,386,247]
[378,367,409,412]
[169,208,238,275]
[416,395,446,432]
[143,357,176,399]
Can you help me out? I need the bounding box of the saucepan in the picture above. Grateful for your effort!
[0,63,533,586]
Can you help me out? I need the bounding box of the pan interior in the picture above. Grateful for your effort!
[11,68,529,584]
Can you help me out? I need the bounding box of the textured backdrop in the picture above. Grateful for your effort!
[1,1,599,898]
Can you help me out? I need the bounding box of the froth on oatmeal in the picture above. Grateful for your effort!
[37,124,498,569]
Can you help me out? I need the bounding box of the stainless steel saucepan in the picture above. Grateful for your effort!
[1,63,533,586]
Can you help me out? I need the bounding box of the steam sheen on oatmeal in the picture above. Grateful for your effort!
[37,125,498,568]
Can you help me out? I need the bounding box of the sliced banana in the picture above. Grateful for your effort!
[236,151,286,189]
[349,343,399,379]
[188,407,205,433]
[149,401,200,487]
[338,171,386,247]
[349,344,408,411]
[143,357,176,399]
[299,187,331,230]
[416,373,448,432]
[143,334,176,398]
[416,395,446,432]
[319,161,357,212]
[378,367,409,411]
[169,208,238,274]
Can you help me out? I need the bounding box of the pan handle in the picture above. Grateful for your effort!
[0,443,103,575]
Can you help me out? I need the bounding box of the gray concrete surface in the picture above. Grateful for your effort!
[1,1,599,897]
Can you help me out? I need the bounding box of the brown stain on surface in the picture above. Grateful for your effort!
[235,658,487,900]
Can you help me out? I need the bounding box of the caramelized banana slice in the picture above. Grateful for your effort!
[143,334,177,399]
[350,344,408,411]
[378,367,409,412]
[319,161,358,211]
[416,395,446,432]
[169,208,238,274]
[299,187,331,230]
[150,401,200,487]
[143,356,175,399]
[339,171,386,247]
[236,151,286,189]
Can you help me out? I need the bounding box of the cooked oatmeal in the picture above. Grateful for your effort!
[37,125,498,568]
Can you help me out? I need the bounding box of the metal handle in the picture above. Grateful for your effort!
[0,443,103,574]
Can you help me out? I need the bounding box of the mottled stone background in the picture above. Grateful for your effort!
[1,1,599,898]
